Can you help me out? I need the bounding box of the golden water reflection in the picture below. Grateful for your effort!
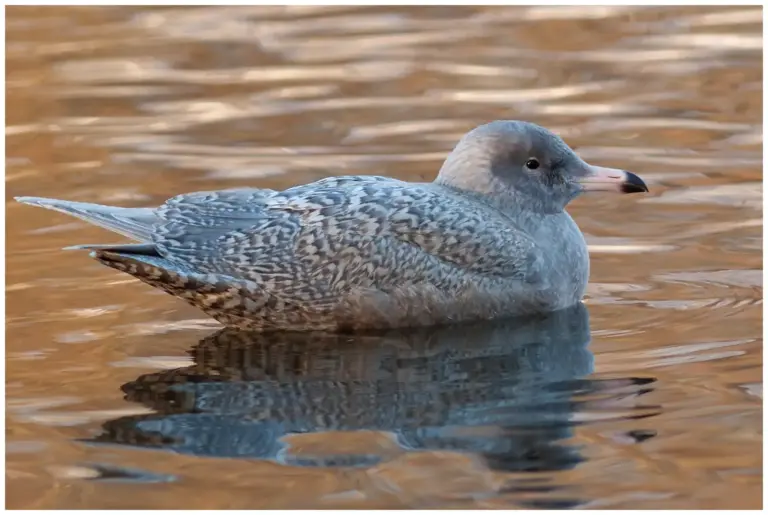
[6,5,762,509]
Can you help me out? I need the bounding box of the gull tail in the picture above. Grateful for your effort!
[15,196,159,242]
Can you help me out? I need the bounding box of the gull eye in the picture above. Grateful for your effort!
[525,158,540,170]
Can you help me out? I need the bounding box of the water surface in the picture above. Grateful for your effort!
[6,5,762,509]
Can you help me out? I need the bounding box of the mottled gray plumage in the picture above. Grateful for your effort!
[16,120,647,332]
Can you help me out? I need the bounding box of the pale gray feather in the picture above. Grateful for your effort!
[15,196,158,242]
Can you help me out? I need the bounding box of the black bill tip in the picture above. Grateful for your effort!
[621,171,649,193]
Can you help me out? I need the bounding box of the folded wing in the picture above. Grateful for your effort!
[150,177,539,303]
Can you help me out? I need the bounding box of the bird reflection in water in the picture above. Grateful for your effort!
[85,303,660,507]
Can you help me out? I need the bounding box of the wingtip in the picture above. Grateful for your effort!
[15,196,49,207]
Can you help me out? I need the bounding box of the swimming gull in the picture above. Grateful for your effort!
[16,120,648,332]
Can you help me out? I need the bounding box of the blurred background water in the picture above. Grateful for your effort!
[5,5,762,510]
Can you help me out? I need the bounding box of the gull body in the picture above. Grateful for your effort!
[16,120,647,332]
